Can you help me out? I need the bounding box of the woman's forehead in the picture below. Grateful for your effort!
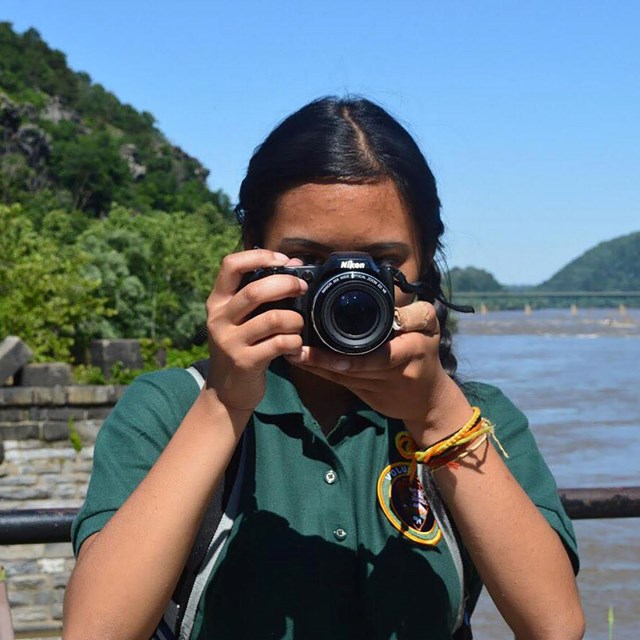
[267,180,417,246]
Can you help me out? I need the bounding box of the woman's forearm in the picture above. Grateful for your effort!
[407,380,584,640]
[63,389,251,640]
[435,440,584,639]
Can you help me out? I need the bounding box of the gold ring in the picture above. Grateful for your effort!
[393,308,404,330]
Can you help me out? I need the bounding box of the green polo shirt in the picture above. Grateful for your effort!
[72,359,578,639]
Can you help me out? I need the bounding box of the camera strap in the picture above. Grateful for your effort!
[390,268,475,314]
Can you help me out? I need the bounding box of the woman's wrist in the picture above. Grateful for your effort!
[403,371,474,448]
[195,386,255,438]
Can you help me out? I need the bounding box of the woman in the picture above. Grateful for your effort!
[64,97,584,639]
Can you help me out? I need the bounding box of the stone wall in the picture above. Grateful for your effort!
[0,384,125,638]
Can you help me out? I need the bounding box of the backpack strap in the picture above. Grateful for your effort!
[188,359,210,386]
[153,360,246,640]
[419,465,473,638]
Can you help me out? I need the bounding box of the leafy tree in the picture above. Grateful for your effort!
[0,153,34,203]
[0,204,111,360]
[448,266,504,292]
[78,205,239,345]
[50,131,130,213]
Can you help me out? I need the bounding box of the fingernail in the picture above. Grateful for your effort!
[274,252,289,261]
[331,359,350,371]
[287,348,307,363]
[298,279,309,292]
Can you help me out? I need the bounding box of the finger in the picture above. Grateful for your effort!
[290,357,389,382]
[226,274,308,323]
[393,301,439,336]
[250,333,305,367]
[287,360,381,393]
[243,309,305,345]
[214,249,291,297]
[285,338,420,375]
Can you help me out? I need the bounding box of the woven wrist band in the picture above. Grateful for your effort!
[396,408,509,480]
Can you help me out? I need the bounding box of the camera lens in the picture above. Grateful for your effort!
[312,274,394,355]
[332,291,379,336]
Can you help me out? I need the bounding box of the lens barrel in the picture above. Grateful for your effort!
[311,272,393,354]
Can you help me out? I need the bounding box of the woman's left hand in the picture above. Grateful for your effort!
[285,300,472,445]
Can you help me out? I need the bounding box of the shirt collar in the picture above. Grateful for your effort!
[255,357,389,433]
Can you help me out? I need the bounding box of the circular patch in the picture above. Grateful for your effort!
[377,462,441,546]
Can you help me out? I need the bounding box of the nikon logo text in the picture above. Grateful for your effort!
[340,260,366,269]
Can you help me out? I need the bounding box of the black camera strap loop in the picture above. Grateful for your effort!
[390,268,475,314]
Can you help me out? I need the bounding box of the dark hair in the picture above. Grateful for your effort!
[235,96,457,375]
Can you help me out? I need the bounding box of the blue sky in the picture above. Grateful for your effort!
[3,1,639,284]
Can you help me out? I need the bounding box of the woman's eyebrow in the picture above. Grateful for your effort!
[278,238,332,252]
[359,242,411,255]
[278,238,410,254]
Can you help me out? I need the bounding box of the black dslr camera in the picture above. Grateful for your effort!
[241,252,395,355]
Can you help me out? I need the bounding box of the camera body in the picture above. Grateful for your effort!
[241,252,396,355]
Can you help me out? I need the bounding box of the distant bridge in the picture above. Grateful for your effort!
[450,290,640,309]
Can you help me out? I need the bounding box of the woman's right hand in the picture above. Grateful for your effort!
[205,249,307,412]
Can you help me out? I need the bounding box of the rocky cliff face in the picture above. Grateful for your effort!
[1,93,52,170]
[1,23,223,215]
[0,92,209,195]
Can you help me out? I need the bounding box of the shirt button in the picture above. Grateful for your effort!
[334,528,348,541]
[324,469,337,484]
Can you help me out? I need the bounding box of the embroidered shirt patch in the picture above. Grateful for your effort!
[377,462,442,546]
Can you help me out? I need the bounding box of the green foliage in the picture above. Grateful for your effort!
[0,24,78,100]
[50,131,130,213]
[540,232,640,292]
[68,416,83,453]
[608,605,614,640]
[72,364,106,385]
[0,204,112,361]
[0,23,242,364]
[448,266,504,292]
[164,343,209,369]
[72,342,209,385]
[0,200,237,360]
[78,204,239,345]
[0,22,242,362]
[0,22,234,218]
[106,361,145,385]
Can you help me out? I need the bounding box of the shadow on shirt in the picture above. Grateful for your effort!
[199,509,451,640]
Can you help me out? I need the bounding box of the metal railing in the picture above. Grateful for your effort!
[1,487,639,546]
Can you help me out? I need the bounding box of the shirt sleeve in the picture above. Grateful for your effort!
[462,381,579,575]
[71,368,200,555]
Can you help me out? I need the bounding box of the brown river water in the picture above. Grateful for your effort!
[455,308,639,639]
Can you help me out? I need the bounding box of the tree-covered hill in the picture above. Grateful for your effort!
[0,23,239,364]
[540,232,640,291]
[0,22,230,217]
